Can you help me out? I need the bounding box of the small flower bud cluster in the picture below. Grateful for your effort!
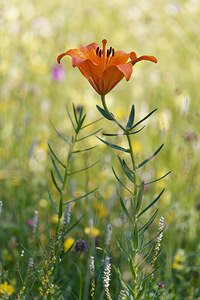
[118,289,126,300]
[89,256,95,297]
[103,258,112,300]
[28,257,34,268]
[152,216,165,275]
[63,201,71,225]
[0,201,3,215]
[33,210,38,234]
[105,224,112,246]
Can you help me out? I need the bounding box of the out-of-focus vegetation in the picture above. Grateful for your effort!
[1,0,200,298]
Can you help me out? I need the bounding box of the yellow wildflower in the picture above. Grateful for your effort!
[84,227,100,237]
[93,202,108,218]
[0,281,15,296]
[132,140,143,154]
[64,237,75,252]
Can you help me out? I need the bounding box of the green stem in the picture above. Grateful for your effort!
[79,255,83,300]
[100,95,138,298]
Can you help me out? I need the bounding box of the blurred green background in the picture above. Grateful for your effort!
[1,0,200,296]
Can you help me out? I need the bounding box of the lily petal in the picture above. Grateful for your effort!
[116,62,133,81]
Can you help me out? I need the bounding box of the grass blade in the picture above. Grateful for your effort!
[47,185,58,214]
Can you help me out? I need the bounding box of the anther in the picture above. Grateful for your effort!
[109,47,112,53]
[99,49,102,57]
[107,49,110,57]
[112,49,115,57]
[96,47,99,55]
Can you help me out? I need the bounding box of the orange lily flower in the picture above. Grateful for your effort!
[57,39,157,96]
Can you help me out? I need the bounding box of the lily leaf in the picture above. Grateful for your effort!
[72,146,97,153]
[139,209,158,235]
[46,213,52,239]
[103,126,145,137]
[138,189,165,217]
[113,265,134,297]
[117,191,133,224]
[51,170,62,194]
[58,197,63,219]
[96,105,113,120]
[97,136,129,153]
[136,182,144,213]
[47,185,58,214]
[67,160,100,175]
[131,108,158,129]
[49,120,70,145]
[112,167,134,196]
[77,128,102,141]
[49,153,63,183]
[144,171,171,185]
[63,215,85,237]
[67,187,98,204]
[66,105,76,131]
[118,156,134,182]
[72,103,78,125]
[137,144,164,169]
[81,117,103,129]
[126,104,135,129]
[48,143,66,168]
[76,114,86,134]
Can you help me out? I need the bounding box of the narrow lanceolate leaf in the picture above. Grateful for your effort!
[139,209,159,235]
[113,265,134,297]
[63,215,85,237]
[133,223,138,250]
[77,128,102,141]
[116,236,133,262]
[137,247,153,268]
[72,103,78,125]
[48,144,66,168]
[78,106,84,122]
[131,108,158,130]
[46,213,52,239]
[66,105,76,131]
[136,182,144,213]
[103,126,145,137]
[58,197,63,219]
[51,170,62,194]
[144,171,171,185]
[97,136,129,153]
[129,258,136,283]
[76,114,86,134]
[49,120,70,145]
[135,283,146,300]
[118,156,134,182]
[137,144,164,169]
[117,191,133,224]
[49,153,63,183]
[47,185,58,214]
[72,146,97,153]
[81,117,103,129]
[96,105,113,120]
[67,187,98,204]
[66,160,100,175]
[112,167,134,196]
[138,189,165,218]
[126,104,135,129]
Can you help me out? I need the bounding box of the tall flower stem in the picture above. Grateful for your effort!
[101,95,139,297]
[79,254,83,300]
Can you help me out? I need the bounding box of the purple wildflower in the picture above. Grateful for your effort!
[52,64,65,82]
